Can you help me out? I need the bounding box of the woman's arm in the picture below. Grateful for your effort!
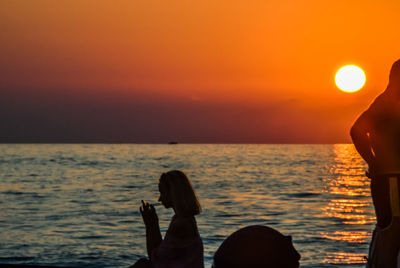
[140,200,162,258]
[350,110,377,172]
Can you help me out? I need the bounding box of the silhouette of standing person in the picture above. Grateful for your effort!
[131,170,204,268]
[351,59,400,267]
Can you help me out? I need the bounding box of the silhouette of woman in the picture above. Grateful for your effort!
[351,59,400,267]
[131,170,203,268]
[351,59,400,228]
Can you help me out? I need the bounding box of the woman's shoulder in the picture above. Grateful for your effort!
[168,215,197,239]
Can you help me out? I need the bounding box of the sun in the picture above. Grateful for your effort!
[335,65,366,93]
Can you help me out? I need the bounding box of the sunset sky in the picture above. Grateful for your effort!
[1,0,400,143]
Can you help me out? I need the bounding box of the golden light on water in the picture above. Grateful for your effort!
[323,199,373,225]
[321,231,370,243]
[323,253,368,265]
[321,144,375,265]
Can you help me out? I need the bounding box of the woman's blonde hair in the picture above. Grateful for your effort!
[160,170,202,216]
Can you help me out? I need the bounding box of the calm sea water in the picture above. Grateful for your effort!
[0,144,374,267]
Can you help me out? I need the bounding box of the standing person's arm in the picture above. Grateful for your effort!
[350,110,377,174]
[140,200,162,259]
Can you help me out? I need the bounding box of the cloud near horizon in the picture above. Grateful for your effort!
[0,88,359,143]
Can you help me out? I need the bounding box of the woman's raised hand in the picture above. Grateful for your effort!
[140,200,159,227]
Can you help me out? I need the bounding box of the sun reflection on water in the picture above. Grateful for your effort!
[321,231,370,243]
[321,144,375,265]
[323,252,368,264]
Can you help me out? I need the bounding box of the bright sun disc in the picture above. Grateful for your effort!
[335,65,366,93]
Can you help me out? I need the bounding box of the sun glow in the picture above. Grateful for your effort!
[335,65,366,93]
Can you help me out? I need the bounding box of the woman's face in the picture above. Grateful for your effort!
[158,180,172,208]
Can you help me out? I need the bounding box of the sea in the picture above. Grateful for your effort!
[0,144,374,268]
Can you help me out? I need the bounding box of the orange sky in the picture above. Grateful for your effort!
[1,0,400,143]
